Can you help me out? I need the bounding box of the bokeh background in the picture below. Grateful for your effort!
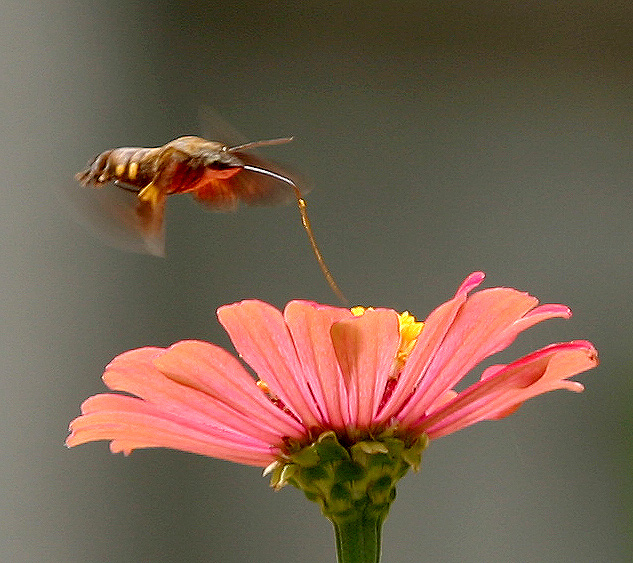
[1,1,631,561]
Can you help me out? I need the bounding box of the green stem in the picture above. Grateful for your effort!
[331,508,386,563]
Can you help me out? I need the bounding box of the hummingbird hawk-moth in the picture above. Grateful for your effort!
[76,135,301,254]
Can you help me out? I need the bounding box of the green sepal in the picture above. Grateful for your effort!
[267,430,429,562]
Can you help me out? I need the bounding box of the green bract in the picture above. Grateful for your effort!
[265,430,429,563]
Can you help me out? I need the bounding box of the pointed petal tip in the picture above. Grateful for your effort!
[528,303,572,319]
[559,305,573,319]
[458,271,486,295]
[560,339,598,356]
[574,340,599,365]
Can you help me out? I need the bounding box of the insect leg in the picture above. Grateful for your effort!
[114,181,141,194]
[138,182,162,206]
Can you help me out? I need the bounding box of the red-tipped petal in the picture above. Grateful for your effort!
[416,341,598,439]
[398,286,572,427]
[376,272,484,423]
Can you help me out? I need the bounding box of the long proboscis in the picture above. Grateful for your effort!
[242,164,349,306]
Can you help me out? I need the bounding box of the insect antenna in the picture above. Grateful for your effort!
[242,164,348,306]
[229,137,294,153]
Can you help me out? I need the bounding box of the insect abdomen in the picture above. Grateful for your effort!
[76,147,157,188]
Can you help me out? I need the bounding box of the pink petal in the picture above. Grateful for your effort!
[416,341,598,439]
[397,284,571,427]
[376,272,485,424]
[424,389,458,412]
[102,345,303,442]
[67,394,280,467]
[152,341,306,439]
[284,301,352,429]
[330,309,401,428]
[69,342,307,465]
[508,303,572,337]
[217,300,322,428]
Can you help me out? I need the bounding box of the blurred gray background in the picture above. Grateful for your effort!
[1,1,631,561]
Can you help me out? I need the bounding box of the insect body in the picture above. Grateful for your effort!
[76,135,300,254]
[76,136,298,207]
[76,135,347,304]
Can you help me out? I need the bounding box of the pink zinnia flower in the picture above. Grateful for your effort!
[67,271,596,457]
[67,272,597,562]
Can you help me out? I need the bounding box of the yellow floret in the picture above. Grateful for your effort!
[396,311,424,369]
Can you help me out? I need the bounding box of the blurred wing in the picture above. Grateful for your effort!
[133,193,167,256]
[60,180,166,256]
[198,105,249,148]
[190,176,241,211]
[238,151,311,201]
[198,106,311,207]
[193,152,309,211]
